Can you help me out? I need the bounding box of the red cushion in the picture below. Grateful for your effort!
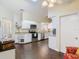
[64,54,68,59]
[64,53,79,59]
[66,47,78,54]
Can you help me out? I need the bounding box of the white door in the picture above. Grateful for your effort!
[60,13,79,53]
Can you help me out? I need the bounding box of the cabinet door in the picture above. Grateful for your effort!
[0,49,15,59]
[24,34,32,43]
[49,37,57,51]
[60,13,79,53]
[38,33,41,40]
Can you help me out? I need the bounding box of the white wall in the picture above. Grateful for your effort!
[48,17,60,51]
[48,0,79,53]
[22,20,39,29]
[60,13,79,53]
[0,5,12,20]
[0,4,13,40]
[23,11,50,23]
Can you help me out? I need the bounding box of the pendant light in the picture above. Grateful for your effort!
[42,0,56,8]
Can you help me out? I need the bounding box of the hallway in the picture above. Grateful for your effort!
[15,40,64,59]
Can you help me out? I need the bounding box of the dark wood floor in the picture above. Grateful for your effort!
[15,40,64,59]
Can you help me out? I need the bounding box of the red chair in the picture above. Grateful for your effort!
[64,47,79,59]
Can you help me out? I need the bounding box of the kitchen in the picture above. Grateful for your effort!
[15,20,50,44]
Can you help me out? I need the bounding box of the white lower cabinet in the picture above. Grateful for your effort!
[15,34,32,43]
[24,34,32,43]
[15,33,42,43]
[38,33,41,40]
[49,36,57,51]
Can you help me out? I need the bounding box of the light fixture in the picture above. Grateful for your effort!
[42,0,56,8]
[48,3,54,7]
[32,0,37,2]
[51,0,56,3]
[42,0,48,7]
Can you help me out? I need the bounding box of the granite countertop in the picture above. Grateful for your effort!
[15,32,31,34]
[15,32,42,34]
[0,40,15,52]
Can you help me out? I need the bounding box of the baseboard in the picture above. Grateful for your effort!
[49,48,64,54]
[15,39,48,44]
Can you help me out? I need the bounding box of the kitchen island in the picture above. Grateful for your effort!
[0,40,15,59]
[0,49,15,59]
[0,40,15,51]
[15,32,42,44]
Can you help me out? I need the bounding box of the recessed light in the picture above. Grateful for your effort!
[32,0,37,2]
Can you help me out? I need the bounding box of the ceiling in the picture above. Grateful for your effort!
[0,0,46,11]
[0,0,48,22]
[0,0,75,11]
[0,0,75,22]
[56,0,75,4]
